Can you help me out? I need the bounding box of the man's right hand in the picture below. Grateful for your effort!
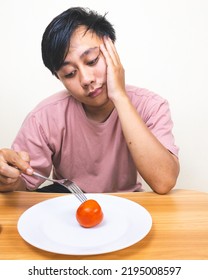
[0,149,33,192]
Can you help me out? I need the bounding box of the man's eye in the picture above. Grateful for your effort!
[65,70,76,78]
[87,56,99,66]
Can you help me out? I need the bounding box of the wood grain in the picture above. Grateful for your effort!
[0,189,208,260]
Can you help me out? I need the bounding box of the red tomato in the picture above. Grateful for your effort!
[76,199,103,228]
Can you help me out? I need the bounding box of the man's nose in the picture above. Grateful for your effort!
[79,68,94,87]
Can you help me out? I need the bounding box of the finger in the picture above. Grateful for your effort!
[0,160,21,179]
[0,149,33,175]
[0,173,18,185]
[103,37,121,65]
[18,151,30,162]
[100,42,113,66]
[0,176,20,192]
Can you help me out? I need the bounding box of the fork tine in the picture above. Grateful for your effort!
[62,183,85,203]
[70,182,87,202]
[61,180,87,203]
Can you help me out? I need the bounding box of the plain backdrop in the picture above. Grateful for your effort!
[0,0,207,192]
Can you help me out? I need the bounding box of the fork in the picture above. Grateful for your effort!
[33,171,87,203]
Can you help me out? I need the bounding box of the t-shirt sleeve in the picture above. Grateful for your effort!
[143,98,179,157]
[11,114,53,190]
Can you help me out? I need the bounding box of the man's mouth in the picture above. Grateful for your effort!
[88,86,103,98]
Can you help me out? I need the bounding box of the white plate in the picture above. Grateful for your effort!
[17,194,152,255]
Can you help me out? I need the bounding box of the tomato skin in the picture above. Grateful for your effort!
[76,199,103,228]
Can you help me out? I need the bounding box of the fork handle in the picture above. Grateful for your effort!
[33,171,54,183]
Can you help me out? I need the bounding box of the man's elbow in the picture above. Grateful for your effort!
[151,171,179,195]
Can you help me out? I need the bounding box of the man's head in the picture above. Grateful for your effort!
[41,7,116,75]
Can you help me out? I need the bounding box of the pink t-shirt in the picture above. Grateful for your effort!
[12,85,179,192]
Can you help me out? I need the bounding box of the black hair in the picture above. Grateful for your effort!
[41,7,116,75]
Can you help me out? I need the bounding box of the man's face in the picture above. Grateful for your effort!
[56,26,108,108]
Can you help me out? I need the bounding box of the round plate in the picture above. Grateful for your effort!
[17,194,152,255]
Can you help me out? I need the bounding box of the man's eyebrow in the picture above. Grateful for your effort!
[80,47,99,58]
[61,47,99,68]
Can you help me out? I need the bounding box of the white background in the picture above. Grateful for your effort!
[0,0,207,192]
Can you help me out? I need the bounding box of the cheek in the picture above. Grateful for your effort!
[61,79,82,95]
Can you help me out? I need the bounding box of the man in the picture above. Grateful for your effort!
[0,7,179,193]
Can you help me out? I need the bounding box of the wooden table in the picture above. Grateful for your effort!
[0,189,208,260]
